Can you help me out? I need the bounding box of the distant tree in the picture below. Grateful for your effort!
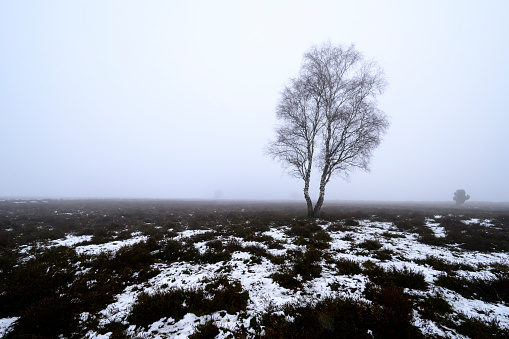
[266,42,389,218]
[453,189,470,205]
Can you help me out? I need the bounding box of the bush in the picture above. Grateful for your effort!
[158,238,200,262]
[373,248,394,261]
[0,246,79,317]
[5,296,80,338]
[292,248,322,281]
[357,239,383,251]
[365,265,428,290]
[435,272,509,304]
[128,276,248,329]
[363,283,418,337]
[334,258,362,276]
[271,271,302,290]
[128,289,206,328]
[344,219,359,226]
[414,255,475,272]
[260,294,421,338]
[456,315,509,338]
[199,248,232,264]
[190,320,220,339]
[416,292,453,322]
[286,219,322,238]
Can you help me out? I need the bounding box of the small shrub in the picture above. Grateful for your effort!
[334,258,362,276]
[203,275,249,314]
[364,283,417,337]
[292,248,322,281]
[341,233,354,242]
[205,239,223,250]
[456,315,509,338]
[270,271,302,290]
[286,219,322,238]
[414,255,475,272]
[189,231,218,243]
[128,276,248,329]
[199,248,232,264]
[373,248,394,261]
[365,265,428,290]
[5,296,80,338]
[357,239,383,251]
[158,239,200,262]
[0,246,79,317]
[418,233,448,247]
[190,319,220,339]
[128,289,205,328]
[435,272,509,304]
[260,294,421,338]
[344,219,359,226]
[416,292,453,322]
[225,238,243,252]
[326,222,350,232]
[243,243,268,257]
[381,231,405,239]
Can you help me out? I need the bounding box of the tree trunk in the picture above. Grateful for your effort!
[303,176,314,218]
[313,182,326,217]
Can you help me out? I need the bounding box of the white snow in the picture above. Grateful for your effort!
[75,234,148,255]
[0,317,18,337]
[4,216,509,337]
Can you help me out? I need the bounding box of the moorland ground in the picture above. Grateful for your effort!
[1,199,509,338]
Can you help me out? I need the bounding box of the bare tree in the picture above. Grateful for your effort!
[266,42,389,217]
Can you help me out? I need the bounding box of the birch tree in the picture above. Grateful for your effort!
[266,42,389,217]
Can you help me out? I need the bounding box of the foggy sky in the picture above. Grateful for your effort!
[1,1,509,202]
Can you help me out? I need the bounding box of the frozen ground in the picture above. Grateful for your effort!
[1,200,508,338]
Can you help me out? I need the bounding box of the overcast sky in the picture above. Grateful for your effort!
[1,1,508,202]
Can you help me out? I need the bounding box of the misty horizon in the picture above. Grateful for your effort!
[1,1,508,202]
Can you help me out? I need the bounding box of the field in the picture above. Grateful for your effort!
[1,199,509,338]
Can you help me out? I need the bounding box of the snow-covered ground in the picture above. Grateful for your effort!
[1,216,508,338]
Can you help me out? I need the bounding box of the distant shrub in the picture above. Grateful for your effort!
[188,231,218,243]
[128,289,206,328]
[326,222,350,232]
[224,238,243,252]
[344,219,359,226]
[341,233,355,242]
[418,233,447,247]
[270,270,302,290]
[453,189,470,205]
[158,238,200,262]
[205,239,223,250]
